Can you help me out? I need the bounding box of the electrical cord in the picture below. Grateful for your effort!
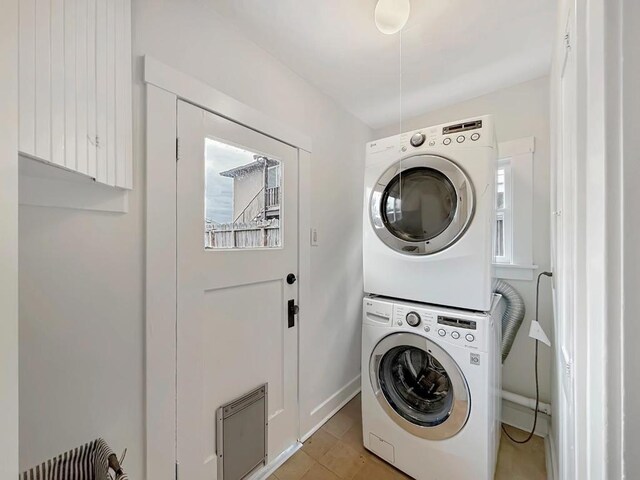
[502,271,553,444]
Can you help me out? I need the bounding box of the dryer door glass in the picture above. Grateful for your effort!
[382,167,457,242]
[378,345,454,427]
[369,155,474,256]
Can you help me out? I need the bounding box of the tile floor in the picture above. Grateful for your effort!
[269,394,546,480]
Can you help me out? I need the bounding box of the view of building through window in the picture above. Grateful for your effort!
[204,138,282,249]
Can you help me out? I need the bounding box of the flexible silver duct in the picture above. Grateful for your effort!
[495,279,526,362]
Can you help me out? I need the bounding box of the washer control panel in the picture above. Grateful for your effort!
[393,302,486,350]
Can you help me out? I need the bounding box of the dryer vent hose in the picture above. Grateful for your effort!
[495,279,526,363]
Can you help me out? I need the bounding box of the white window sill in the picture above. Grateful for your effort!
[494,263,539,281]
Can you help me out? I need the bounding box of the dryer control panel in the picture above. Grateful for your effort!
[366,114,496,160]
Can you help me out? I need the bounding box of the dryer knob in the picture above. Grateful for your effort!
[406,312,421,327]
[410,133,426,147]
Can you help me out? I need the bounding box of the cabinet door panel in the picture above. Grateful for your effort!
[115,0,132,188]
[87,0,98,179]
[19,0,132,189]
[106,0,117,186]
[75,0,88,175]
[50,0,65,166]
[96,0,108,184]
[19,0,36,156]
[64,0,77,171]
[35,0,51,159]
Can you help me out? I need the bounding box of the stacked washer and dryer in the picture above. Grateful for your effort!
[361,115,503,480]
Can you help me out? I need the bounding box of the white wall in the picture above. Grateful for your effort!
[622,0,639,476]
[375,77,553,404]
[19,1,371,477]
[1,1,19,478]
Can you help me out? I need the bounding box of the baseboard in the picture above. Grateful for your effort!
[545,425,558,480]
[501,399,550,437]
[301,375,361,442]
[249,441,302,480]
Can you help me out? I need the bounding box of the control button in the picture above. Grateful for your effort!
[397,320,403,326]
[438,328,446,337]
[428,140,436,146]
[406,311,421,327]
[456,135,465,143]
[471,132,481,141]
[451,331,460,339]
[443,137,452,145]
[424,326,431,333]
[410,133,426,147]
[466,334,475,342]
[401,146,407,152]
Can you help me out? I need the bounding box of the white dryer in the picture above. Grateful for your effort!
[363,116,497,311]
[361,295,503,480]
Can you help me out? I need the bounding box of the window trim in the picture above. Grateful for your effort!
[495,159,513,264]
[494,137,538,281]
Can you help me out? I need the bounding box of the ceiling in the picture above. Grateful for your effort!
[210,0,556,129]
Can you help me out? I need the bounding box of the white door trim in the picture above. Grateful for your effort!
[0,0,19,477]
[145,60,312,480]
[144,55,312,153]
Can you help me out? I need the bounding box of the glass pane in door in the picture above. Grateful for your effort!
[205,138,282,249]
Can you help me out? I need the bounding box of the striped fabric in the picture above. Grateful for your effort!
[19,438,129,480]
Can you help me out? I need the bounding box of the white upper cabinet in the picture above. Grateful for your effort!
[19,0,133,189]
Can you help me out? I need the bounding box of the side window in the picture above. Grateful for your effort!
[494,137,536,280]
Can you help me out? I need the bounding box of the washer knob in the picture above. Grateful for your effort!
[410,133,426,147]
[451,331,460,339]
[406,311,421,327]
[443,137,452,145]
[438,328,446,337]
[456,135,465,143]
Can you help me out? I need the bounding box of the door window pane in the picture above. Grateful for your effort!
[205,138,281,249]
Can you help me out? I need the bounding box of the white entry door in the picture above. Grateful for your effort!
[176,100,300,479]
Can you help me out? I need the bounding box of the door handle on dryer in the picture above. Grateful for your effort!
[288,299,299,328]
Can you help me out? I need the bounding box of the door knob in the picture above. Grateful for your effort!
[286,273,297,285]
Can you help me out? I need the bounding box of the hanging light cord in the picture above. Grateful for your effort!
[502,271,553,444]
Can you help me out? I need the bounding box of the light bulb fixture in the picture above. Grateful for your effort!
[375,0,411,35]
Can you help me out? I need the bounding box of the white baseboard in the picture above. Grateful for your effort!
[301,375,361,442]
[501,399,550,438]
[249,441,302,480]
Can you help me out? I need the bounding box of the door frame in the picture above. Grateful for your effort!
[1,0,19,478]
[144,56,312,480]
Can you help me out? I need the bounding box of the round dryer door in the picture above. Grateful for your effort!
[369,332,470,440]
[369,154,474,255]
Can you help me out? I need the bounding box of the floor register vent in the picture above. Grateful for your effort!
[216,383,268,480]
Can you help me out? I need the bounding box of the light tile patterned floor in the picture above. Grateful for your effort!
[270,394,546,480]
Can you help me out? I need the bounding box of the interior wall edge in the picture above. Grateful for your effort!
[300,376,361,442]
[0,0,19,478]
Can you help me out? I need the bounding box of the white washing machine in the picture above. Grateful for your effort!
[363,116,497,311]
[361,295,502,480]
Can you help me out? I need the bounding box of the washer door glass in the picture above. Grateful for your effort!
[382,167,457,242]
[369,332,470,440]
[378,345,454,427]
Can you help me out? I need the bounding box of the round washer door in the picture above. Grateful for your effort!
[369,332,470,440]
[369,155,474,255]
